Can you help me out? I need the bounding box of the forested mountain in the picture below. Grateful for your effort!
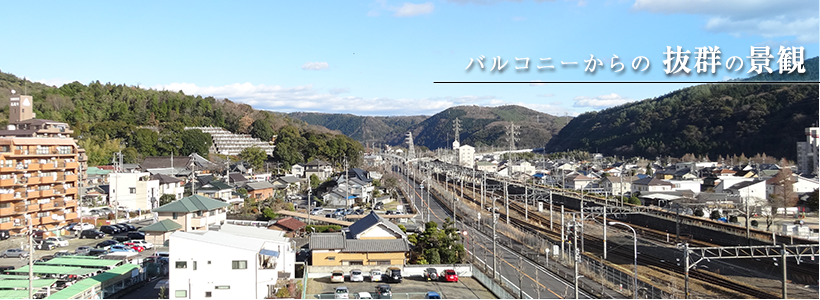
[384,105,569,151]
[287,112,427,144]
[544,57,820,160]
[0,71,362,168]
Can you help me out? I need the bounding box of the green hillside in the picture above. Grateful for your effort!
[288,112,427,143]
[544,57,820,160]
[0,72,362,167]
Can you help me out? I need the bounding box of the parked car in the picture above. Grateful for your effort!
[355,292,373,299]
[383,267,402,283]
[39,255,56,262]
[1,248,29,258]
[374,284,392,299]
[354,209,364,215]
[424,292,441,299]
[112,234,132,243]
[374,202,384,210]
[370,269,382,282]
[423,268,438,281]
[87,249,110,256]
[440,269,458,282]
[44,237,69,247]
[111,224,129,232]
[0,266,16,272]
[128,240,154,249]
[126,232,146,240]
[335,286,349,299]
[123,242,145,252]
[79,230,105,239]
[75,246,92,255]
[53,250,72,258]
[109,245,137,253]
[0,230,9,240]
[350,269,364,282]
[35,241,57,251]
[72,223,95,231]
[310,207,324,215]
[95,240,119,250]
[99,225,120,235]
[119,223,137,231]
[331,270,345,283]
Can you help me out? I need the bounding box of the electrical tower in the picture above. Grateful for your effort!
[452,118,462,143]
[505,122,520,153]
[405,131,415,160]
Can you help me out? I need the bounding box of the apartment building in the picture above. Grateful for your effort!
[185,126,276,156]
[0,92,83,234]
[796,127,819,176]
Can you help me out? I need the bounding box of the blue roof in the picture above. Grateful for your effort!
[533,173,545,178]
[259,249,280,257]
[636,174,649,179]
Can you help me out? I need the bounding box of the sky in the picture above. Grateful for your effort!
[0,0,818,117]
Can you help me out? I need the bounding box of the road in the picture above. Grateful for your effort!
[393,164,593,299]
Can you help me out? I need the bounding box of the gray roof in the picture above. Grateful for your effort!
[244,181,275,191]
[229,173,249,183]
[342,239,410,253]
[150,173,183,184]
[153,195,229,213]
[309,233,346,250]
[633,177,675,186]
[347,211,406,239]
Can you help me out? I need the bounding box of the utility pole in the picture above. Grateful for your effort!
[504,181,509,224]
[525,184,528,221]
[307,176,311,226]
[549,190,554,231]
[481,173,485,211]
[492,210,498,279]
[561,205,565,259]
[28,219,33,299]
[574,214,580,299]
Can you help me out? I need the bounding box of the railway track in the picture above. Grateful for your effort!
[430,174,783,299]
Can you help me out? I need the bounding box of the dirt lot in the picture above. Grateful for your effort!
[306,275,496,299]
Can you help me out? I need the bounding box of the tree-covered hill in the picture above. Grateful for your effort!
[384,105,569,151]
[288,112,427,144]
[544,57,820,160]
[0,71,361,167]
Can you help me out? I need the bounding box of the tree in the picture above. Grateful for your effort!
[694,208,704,217]
[238,116,254,133]
[239,146,267,171]
[766,159,797,230]
[645,163,653,176]
[310,174,320,189]
[159,194,177,206]
[250,119,275,142]
[709,210,721,220]
[180,129,213,157]
[806,189,819,212]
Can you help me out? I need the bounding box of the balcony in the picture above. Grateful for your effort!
[65,200,78,207]
[65,212,78,220]
[0,193,13,201]
[41,176,55,184]
[40,202,54,210]
[31,217,41,226]
[0,206,14,215]
[12,150,30,155]
[26,164,41,171]
[0,178,14,185]
[41,190,54,197]
[40,162,61,171]
[64,175,78,182]
[27,205,39,212]
[0,221,16,230]
[65,162,79,169]
[27,177,41,184]
[13,205,26,213]
[27,191,41,198]
[0,166,15,172]
[40,216,54,224]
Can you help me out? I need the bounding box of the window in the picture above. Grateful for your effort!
[196,211,203,217]
[193,261,197,270]
[231,260,247,269]
[327,257,336,261]
[173,213,178,220]
[175,261,187,269]
[129,187,136,194]
[215,286,230,290]
[205,292,212,298]
[208,261,211,265]
[175,290,187,298]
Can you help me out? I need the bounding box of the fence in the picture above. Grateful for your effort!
[310,292,430,299]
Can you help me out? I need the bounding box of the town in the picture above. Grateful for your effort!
[0,89,817,299]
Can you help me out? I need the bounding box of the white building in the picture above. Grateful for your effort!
[185,126,276,156]
[151,174,185,201]
[169,224,295,299]
[664,180,701,194]
[457,144,475,169]
[107,171,159,211]
[724,180,768,207]
[509,161,536,176]
[796,127,819,176]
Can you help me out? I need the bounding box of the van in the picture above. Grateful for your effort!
[384,267,402,283]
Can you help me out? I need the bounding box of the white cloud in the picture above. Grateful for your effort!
[149,82,498,116]
[572,93,635,109]
[329,87,350,95]
[529,80,547,86]
[301,62,330,70]
[633,0,819,42]
[394,2,434,17]
[536,93,555,97]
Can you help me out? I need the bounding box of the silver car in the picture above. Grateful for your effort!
[2,248,29,258]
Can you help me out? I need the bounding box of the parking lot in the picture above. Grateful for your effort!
[306,275,496,299]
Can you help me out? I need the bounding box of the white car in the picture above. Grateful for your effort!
[310,208,324,215]
[370,269,382,282]
[73,223,95,231]
[129,240,154,250]
[45,237,69,247]
[355,292,373,299]
[335,287,349,299]
[350,269,364,282]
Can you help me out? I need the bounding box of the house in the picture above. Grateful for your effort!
[309,211,409,266]
[150,174,185,201]
[601,176,640,196]
[140,219,183,247]
[664,180,702,194]
[475,161,496,172]
[268,217,306,237]
[228,173,249,187]
[105,171,160,211]
[564,173,595,190]
[724,179,768,207]
[153,195,229,232]
[196,181,243,210]
[244,181,276,201]
[342,168,373,184]
[631,177,675,194]
[304,159,333,181]
[291,164,305,178]
[509,161,536,176]
[169,224,295,299]
[272,176,301,195]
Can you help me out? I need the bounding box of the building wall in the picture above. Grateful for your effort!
[249,188,274,200]
[109,172,156,211]
[0,138,81,234]
[170,237,265,299]
[357,226,400,239]
[311,250,406,266]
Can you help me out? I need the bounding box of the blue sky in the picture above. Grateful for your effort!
[1,0,817,117]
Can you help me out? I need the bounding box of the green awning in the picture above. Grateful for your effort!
[0,290,32,299]
[46,264,139,300]
[0,279,57,289]
[7,265,99,275]
[38,257,122,268]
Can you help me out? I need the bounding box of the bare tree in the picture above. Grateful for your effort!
[765,159,797,230]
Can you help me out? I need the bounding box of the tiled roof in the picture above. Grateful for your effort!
[304,159,330,167]
[342,239,409,253]
[633,177,675,186]
[229,173,249,183]
[153,195,228,213]
[245,181,275,190]
[200,180,232,191]
[347,211,406,239]
[274,217,306,231]
[140,219,183,232]
[309,233,345,249]
[140,156,193,170]
[150,173,183,184]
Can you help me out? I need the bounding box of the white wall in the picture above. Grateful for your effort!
[109,172,155,211]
